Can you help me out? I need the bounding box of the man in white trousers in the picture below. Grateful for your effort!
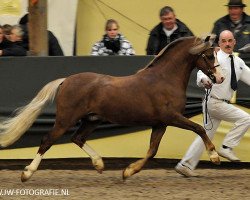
[175,30,250,177]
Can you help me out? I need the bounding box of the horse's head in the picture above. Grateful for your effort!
[189,35,224,84]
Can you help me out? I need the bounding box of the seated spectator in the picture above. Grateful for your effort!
[91,19,135,56]
[19,13,64,56]
[146,6,194,55]
[2,24,12,40]
[211,0,250,52]
[0,25,27,56]
[9,25,28,49]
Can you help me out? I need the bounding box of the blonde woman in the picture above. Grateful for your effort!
[91,19,135,56]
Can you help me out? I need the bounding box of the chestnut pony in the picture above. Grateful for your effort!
[0,35,224,182]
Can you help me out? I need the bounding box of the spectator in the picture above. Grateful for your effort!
[9,25,29,51]
[211,0,250,52]
[175,30,250,177]
[91,19,135,56]
[9,25,25,42]
[0,25,27,56]
[2,24,12,40]
[146,6,194,55]
[19,13,64,56]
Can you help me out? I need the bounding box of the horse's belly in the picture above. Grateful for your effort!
[99,104,161,126]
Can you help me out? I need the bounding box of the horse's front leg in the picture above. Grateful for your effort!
[123,125,166,180]
[171,113,220,165]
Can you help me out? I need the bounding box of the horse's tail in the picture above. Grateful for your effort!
[0,78,66,147]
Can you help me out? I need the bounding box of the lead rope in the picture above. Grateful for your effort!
[203,88,213,130]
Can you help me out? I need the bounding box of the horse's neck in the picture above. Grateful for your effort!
[157,50,195,88]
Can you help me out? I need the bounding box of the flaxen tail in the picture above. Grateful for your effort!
[0,78,66,147]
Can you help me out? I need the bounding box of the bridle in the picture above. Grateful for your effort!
[198,49,220,83]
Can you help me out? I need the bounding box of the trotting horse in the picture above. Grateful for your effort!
[0,35,224,182]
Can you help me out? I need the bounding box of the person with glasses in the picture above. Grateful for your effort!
[91,19,135,56]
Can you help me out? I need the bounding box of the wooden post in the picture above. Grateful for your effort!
[28,0,48,56]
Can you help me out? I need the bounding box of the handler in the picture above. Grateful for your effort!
[175,30,250,177]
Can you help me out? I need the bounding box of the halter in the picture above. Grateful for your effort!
[199,49,220,84]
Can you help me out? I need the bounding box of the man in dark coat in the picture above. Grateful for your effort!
[146,6,194,55]
[211,0,250,52]
[0,38,27,56]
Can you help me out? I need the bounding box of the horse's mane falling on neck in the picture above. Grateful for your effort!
[138,36,201,73]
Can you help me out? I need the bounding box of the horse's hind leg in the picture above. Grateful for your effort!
[123,125,166,180]
[171,113,220,165]
[71,119,104,173]
[21,125,68,182]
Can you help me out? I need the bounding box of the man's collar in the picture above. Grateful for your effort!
[218,49,233,58]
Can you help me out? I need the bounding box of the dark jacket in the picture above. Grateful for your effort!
[48,31,64,56]
[211,12,250,51]
[146,19,194,55]
[0,39,27,56]
[21,24,64,56]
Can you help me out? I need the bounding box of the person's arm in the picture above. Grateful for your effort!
[197,70,213,89]
[186,28,194,36]
[146,33,159,55]
[48,31,64,56]
[239,61,250,86]
[211,22,218,35]
[120,40,135,55]
[91,42,101,55]
[183,25,194,37]
[1,45,27,56]
[211,21,224,47]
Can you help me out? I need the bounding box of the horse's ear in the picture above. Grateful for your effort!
[189,42,209,55]
[204,36,210,42]
[189,34,217,55]
[208,34,216,46]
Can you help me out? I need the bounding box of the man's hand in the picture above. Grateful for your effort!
[201,78,213,89]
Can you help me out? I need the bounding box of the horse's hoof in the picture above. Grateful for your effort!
[210,156,221,165]
[21,171,32,182]
[209,150,221,165]
[92,157,104,174]
[122,167,134,180]
[20,166,35,182]
[122,169,128,181]
[21,172,28,182]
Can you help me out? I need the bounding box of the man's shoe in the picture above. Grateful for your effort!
[175,163,198,177]
[218,147,241,162]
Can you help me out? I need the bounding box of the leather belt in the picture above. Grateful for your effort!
[210,96,230,104]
